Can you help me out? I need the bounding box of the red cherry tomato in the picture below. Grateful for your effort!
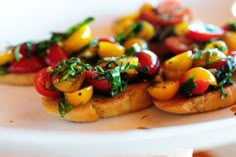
[44,44,68,67]
[7,57,45,73]
[34,67,61,97]
[155,0,192,25]
[98,37,116,43]
[180,78,210,95]
[187,22,224,42]
[138,10,159,26]
[208,59,227,69]
[191,80,210,95]
[164,36,193,54]
[18,42,35,58]
[135,50,160,75]
[85,71,112,91]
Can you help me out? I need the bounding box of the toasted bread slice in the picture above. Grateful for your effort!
[42,82,152,122]
[153,84,236,114]
[0,73,35,85]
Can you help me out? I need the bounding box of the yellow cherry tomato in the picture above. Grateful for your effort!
[147,81,180,101]
[123,37,147,49]
[0,50,14,65]
[52,72,85,93]
[173,22,189,37]
[137,21,155,41]
[63,25,93,53]
[222,31,236,50]
[65,86,93,106]
[164,51,193,80]
[77,46,97,61]
[98,41,125,58]
[112,19,134,34]
[139,3,153,12]
[205,40,228,55]
[193,48,226,67]
[183,67,217,86]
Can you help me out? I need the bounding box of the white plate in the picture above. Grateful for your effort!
[0,0,236,156]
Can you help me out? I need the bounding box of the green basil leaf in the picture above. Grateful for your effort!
[14,45,21,62]
[65,17,94,37]
[180,75,196,96]
[125,43,141,56]
[59,98,73,117]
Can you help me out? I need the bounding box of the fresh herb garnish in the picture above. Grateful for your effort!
[53,57,91,81]
[35,17,95,57]
[226,21,236,32]
[115,22,143,43]
[93,61,138,97]
[214,56,236,98]
[59,98,73,117]
[125,43,141,56]
[180,75,197,96]
[13,45,21,62]
[192,50,204,60]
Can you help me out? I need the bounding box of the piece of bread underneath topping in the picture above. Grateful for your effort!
[153,84,236,114]
[42,82,152,122]
[0,73,35,86]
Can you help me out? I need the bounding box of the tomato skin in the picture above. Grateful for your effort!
[19,42,35,58]
[98,37,116,43]
[180,78,209,95]
[34,67,61,97]
[154,0,192,25]
[138,10,159,27]
[44,44,68,67]
[164,37,193,54]
[85,71,112,91]
[208,59,227,69]
[7,57,45,73]
[135,50,160,75]
[187,23,224,42]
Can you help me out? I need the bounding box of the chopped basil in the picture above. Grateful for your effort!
[25,42,33,59]
[59,98,73,117]
[125,43,141,56]
[115,22,143,43]
[180,75,197,96]
[53,57,91,81]
[34,40,51,57]
[214,56,236,98]
[108,64,137,97]
[14,45,21,62]
[226,21,236,32]
[192,50,204,60]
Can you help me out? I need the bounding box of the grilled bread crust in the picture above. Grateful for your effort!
[153,84,236,114]
[0,73,35,86]
[42,82,152,122]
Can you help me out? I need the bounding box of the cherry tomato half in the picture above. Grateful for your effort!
[164,36,193,54]
[154,0,192,25]
[44,44,68,67]
[34,67,61,97]
[187,22,224,42]
[7,57,45,73]
[85,70,112,91]
[135,50,160,75]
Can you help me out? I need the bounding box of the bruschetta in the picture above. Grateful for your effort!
[0,17,94,85]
